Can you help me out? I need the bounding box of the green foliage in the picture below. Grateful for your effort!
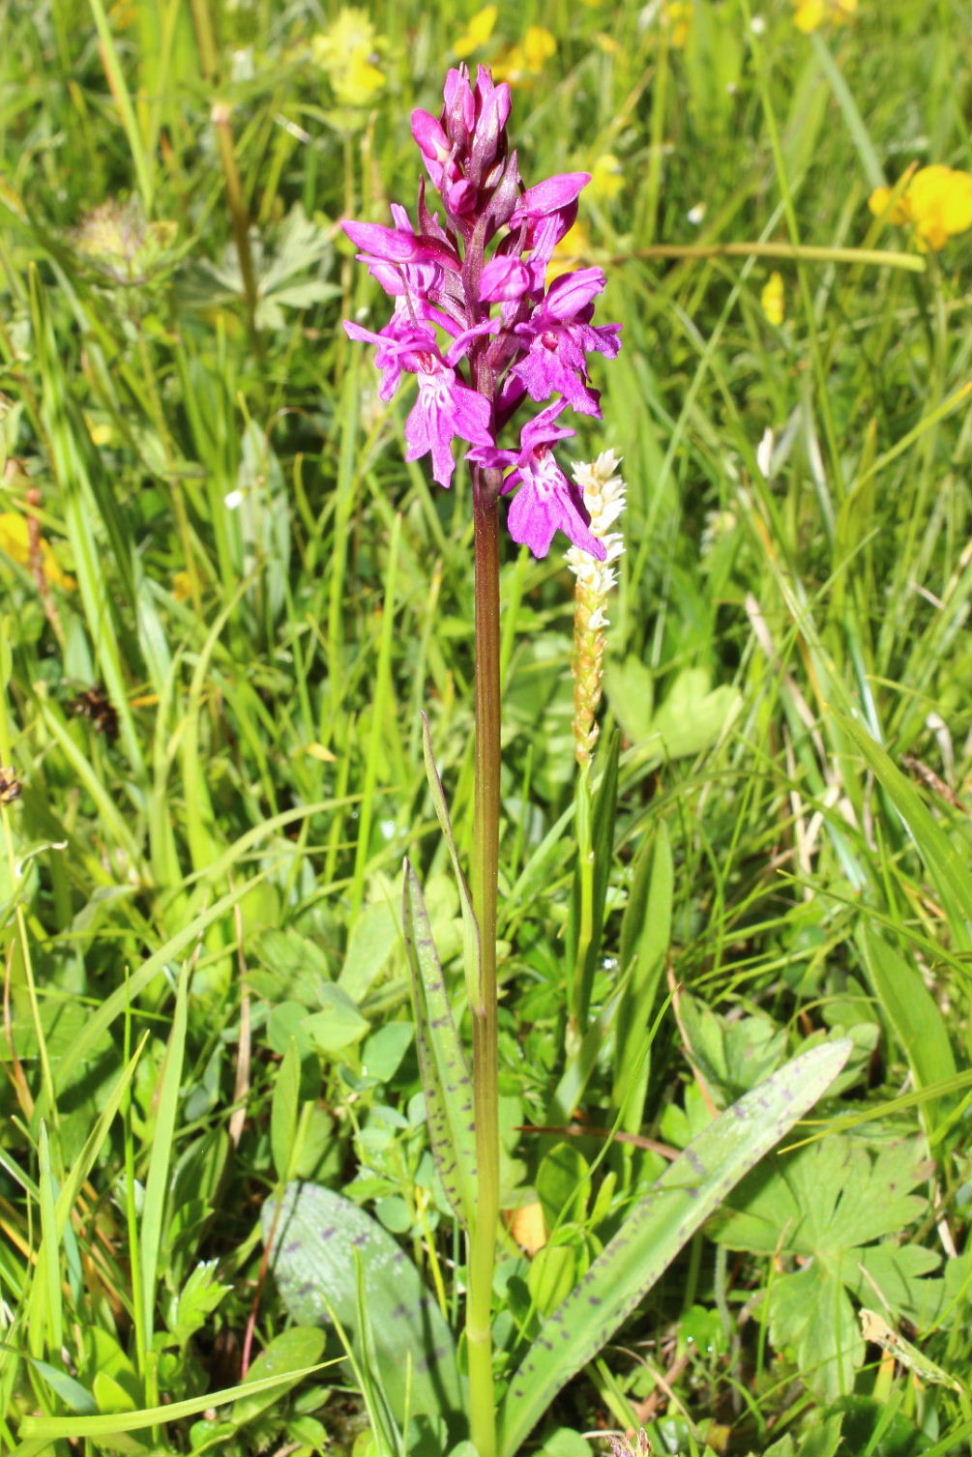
[262,1181,464,1446]
[713,1134,954,1399]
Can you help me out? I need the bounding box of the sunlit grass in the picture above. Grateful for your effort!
[0,1,968,1454]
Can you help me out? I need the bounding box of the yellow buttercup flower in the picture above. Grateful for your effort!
[492,26,556,83]
[311,9,386,106]
[663,0,692,47]
[547,220,593,282]
[454,5,497,58]
[869,166,972,252]
[761,271,785,325]
[589,154,623,202]
[792,0,857,31]
[0,512,75,590]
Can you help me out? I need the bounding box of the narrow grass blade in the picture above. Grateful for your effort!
[402,859,476,1227]
[497,1039,853,1457]
[350,512,402,917]
[139,966,188,1361]
[32,1124,63,1357]
[810,34,886,190]
[27,1044,146,1360]
[613,821,673,1132]
[567,728,620,1037]
[837,713,970,953]
[16,1361,333,1440]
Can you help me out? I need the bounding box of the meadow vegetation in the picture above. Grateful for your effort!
[0,2,969,1454]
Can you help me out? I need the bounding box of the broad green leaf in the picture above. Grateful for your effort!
[231,1327,326,1425]
[713,1136,928,1256]
[767,1265,862,1398]
[261,1181,464,1431]
[606,662,741,767]
[339,899,400,1001]
[402,860,477,1226]
[712,1134,936,1397]
[421,714,480,1007]
[271,1037,302,1182]
[165,1260,232,1347]
[251,927,331,1005]
[25,1359,97,1415]
[303,984,369,1052]
[497,1039,852,1456]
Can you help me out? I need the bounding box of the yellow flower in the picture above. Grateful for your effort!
[589,154,623,202]
[0,512,75,590]
[547,221,592,282]
[492,26,556,83]
[792,0,857,32]
[171,570,193,602]
[311,9,386,106]
[761,271,785,325]
[454,5,497,57]
[85,415,114,446]
[869,166,972,252]
[663,0,692,47]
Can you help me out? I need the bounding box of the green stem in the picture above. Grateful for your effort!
[467,469,501,1457]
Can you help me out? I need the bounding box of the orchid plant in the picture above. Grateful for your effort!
[342,66,621,1452]
[323,65,852,1457]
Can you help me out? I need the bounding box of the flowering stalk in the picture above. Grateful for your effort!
[342,65,620,1456]
[567,450,627,766]
[566,453,626,1048]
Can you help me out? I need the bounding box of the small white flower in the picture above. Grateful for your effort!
[750,14,766,34]
[756,427,775,479]
[687,202,706,225]
[223,489,244,510]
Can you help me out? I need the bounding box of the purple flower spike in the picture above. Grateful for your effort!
[342,65,621,559]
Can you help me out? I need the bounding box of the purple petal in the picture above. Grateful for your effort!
[545,267,607,319]
[448,382,494,445]
[343,220,421,263]
[411,111,450,169]
[511,173,591,225]
[479,256,531,302]
[508,482,557,557]
[519,401,575,451]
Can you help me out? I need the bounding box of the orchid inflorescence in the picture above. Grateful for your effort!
[342,65,622,560]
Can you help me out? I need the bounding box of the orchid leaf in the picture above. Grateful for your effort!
[497,1038,852,1456]
[421,713,480,1005]
[261,1181,464,1433]
[402,859,477,1227]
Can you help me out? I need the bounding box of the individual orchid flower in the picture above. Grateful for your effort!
[511,268,623,415]
[471,404,604,559]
